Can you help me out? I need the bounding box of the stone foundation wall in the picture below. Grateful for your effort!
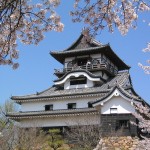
[94,136,139,150]
[101,114,137,137]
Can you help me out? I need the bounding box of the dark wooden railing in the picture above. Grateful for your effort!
[54,63,118,75]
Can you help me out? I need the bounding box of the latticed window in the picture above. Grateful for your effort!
[88,102,93,108]
[67,103,76,109]
[45,104,53,111]
[77,58,88,66]
[119,120,130,128]
[116,120,130,130]
[70,77,87,85]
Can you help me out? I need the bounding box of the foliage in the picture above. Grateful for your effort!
[0,100,16,132]
[15,127,48,150]
[65,125,101,150]
[0,100,17,150]
[0,101,68,149]
[0,0,63,68]
[47,129,65,150]
[0,125,67,150]
[1,0,150,72]
[132,102,150,150]
[71,0,150,74]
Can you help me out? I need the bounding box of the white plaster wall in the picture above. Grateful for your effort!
[55,72,99,86]
[21,96,99,112]
[64,78,94,89]
[101,96,135,114]
[103,73,109,80]
[20,113,100,127]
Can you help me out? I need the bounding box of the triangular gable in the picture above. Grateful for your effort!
[92,86,141,107]
[65,34,101,51]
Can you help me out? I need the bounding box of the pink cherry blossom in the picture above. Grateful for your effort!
[0,0,63,69]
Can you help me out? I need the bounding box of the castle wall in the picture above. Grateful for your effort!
[20,113,100,127]
[21,96,99,112]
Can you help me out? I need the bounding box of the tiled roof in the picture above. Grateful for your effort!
[54,33,102,51]
[50,34,130,70]
[11,71,139,103]
[7,108,99,119]
[50,45,130,70]
[91,85,142,105]
[54,69,106,82]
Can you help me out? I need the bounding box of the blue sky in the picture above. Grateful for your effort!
[0,1,150,105]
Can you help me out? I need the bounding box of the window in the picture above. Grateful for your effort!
[70,77,87,85]
[119,120,130,129]
[110,108,117,114]
[45,104,53,111]
[88,102,93,108]
[116,120,130,130]
[67,103,76,109]
[77,58,88,66]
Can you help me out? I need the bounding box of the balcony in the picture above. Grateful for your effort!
[54,62,118,77]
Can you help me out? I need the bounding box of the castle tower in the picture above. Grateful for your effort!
[7,33,145,136]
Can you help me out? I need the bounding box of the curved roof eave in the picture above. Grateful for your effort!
[54,69,105,83]
[91,85,142,106]
[50,45,130,70]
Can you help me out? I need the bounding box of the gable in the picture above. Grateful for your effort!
[101,96,135,114]
[65,34,101,51]
[92,88,141,114]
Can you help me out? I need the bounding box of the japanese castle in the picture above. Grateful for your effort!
[8,33,147,136]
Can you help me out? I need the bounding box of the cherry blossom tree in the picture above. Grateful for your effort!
[0,0,63,69]
[132,102,150,150]
[71,0,150,36]
[138,43,150,74]
[71,0,150,74]
[1,0,150,72]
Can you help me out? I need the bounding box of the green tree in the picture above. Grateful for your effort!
[47,129,65,150]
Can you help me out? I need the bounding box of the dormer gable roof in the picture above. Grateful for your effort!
[91,85,142,107]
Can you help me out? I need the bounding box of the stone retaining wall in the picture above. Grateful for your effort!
[94,136,139,150]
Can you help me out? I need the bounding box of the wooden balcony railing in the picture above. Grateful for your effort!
[54,63,118,75]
